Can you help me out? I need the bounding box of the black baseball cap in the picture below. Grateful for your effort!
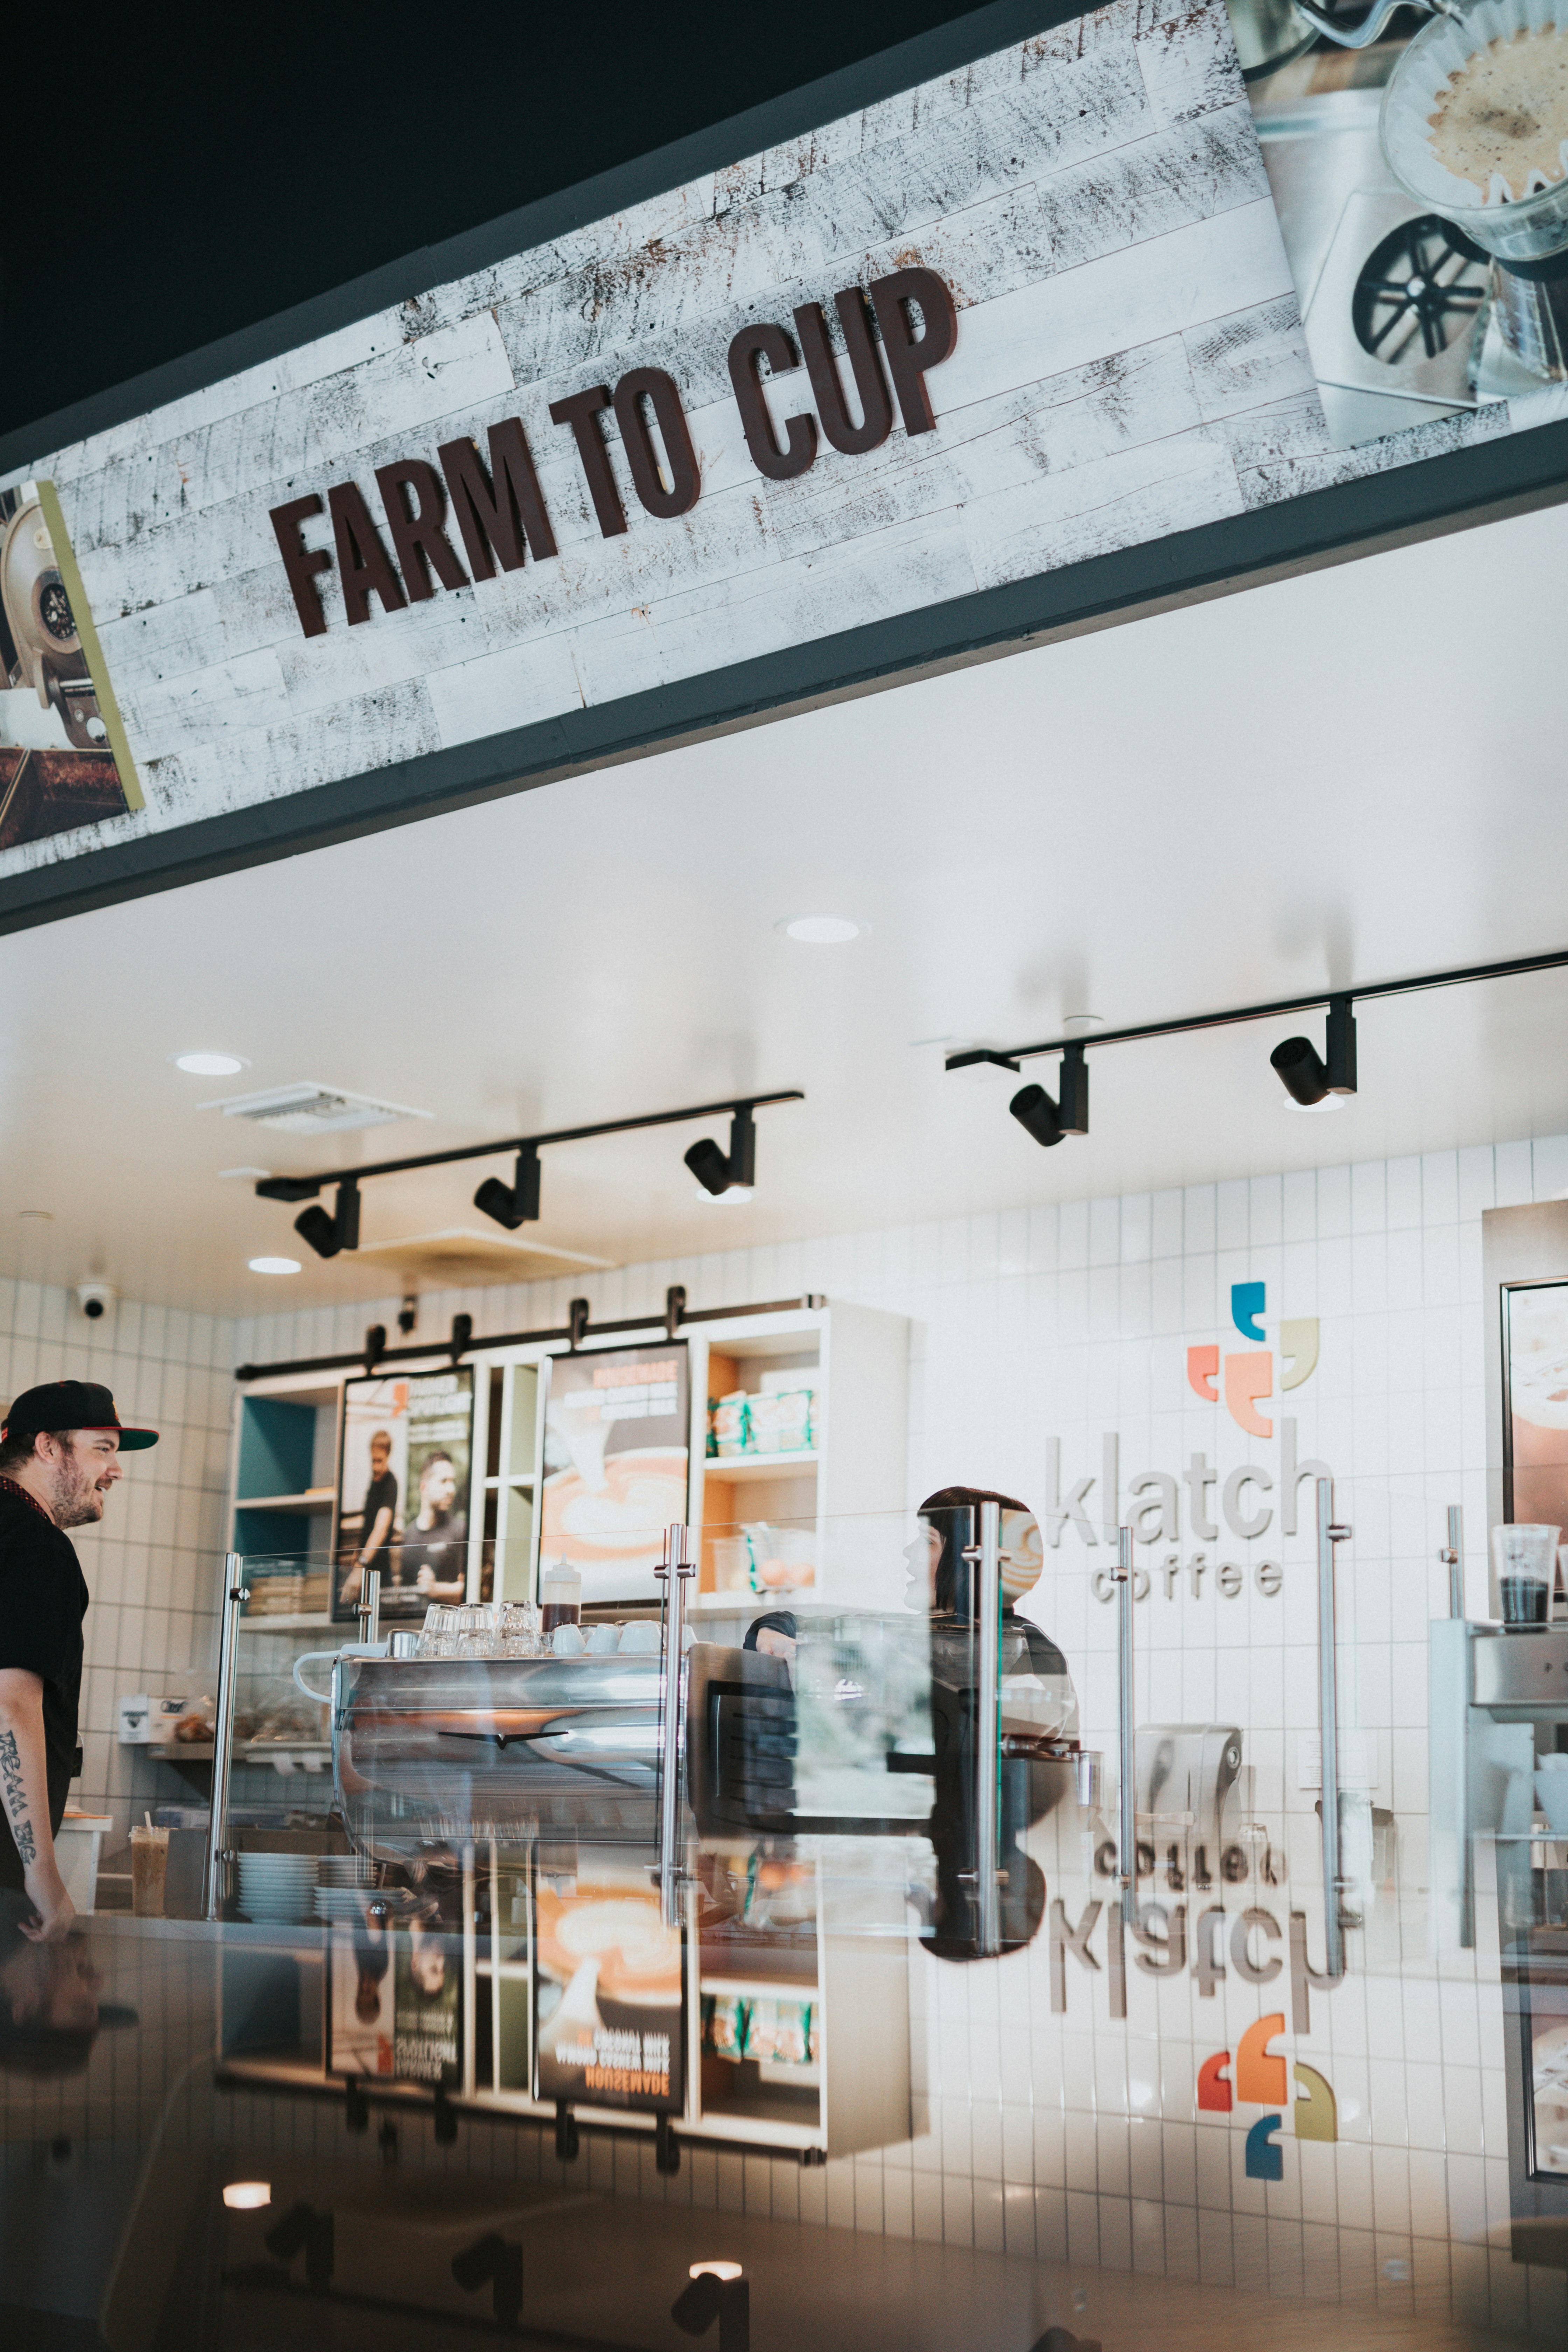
[1,1381,159,1451]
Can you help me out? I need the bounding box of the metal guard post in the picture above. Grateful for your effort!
[1443,1503,1464,1620]
[1116,1525,1135,1925]
[1317,1479,1351,1982]
[975,1499,1003,1959]
[205,1554,248,1921]
[358,1566,382,1647]
[656,1523,695,1927]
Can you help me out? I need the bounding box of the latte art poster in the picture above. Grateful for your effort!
[538,1342,690,1605]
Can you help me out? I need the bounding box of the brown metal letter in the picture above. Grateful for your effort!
[437,419,559,576]
[547,386,627,538]
[793,290,892,456]
[328,482,409,626]
[727,324,816,482]
[612,369,701,520]
[269,493,334,638]
[374,458,469,600]
[867,268,958,435]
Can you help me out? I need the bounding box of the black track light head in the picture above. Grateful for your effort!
[1272,995,1357,1107]
[671,2276,724,2336]
[1010,1082,1063,1147]
[294,1204,339,1257]
[295,1181,360,1259]
[685,1137,734,1196]
[1270,1035,1329,1105]
[685,1105,758,1197]
[1009,1043,1089,1149]
[474,1147,542,1231]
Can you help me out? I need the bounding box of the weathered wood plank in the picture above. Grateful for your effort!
[1182,295,1317,423]
[961,422,1242,586]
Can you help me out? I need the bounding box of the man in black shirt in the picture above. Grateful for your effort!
[0,1381,157,1940]
[340,1428,397,1608]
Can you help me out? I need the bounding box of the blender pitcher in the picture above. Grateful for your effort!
[1294,0,1568,377]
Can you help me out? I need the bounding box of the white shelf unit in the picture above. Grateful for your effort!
[227,1296,907,1619]
[685,1300,908,1612]
[229,1370,343,1623]
[457,1846,909,2159]
[219,1296,914,2159]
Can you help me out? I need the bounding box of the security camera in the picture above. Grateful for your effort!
[76,1281,116,1321]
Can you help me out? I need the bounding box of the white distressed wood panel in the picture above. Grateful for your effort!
[0,0,1549,881]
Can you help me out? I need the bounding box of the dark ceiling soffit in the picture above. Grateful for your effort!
[0,0,1086,475]
[3,407,1567,939]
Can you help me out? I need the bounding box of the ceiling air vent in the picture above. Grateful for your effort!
[199,1083,432,1135]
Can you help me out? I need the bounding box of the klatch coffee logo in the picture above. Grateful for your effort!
[1044,1279,1331,1603]
[1185,1282,1320,1435]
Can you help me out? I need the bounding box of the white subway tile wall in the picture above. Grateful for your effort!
[229,1134,1568,2336]
[0,1281,235,1828]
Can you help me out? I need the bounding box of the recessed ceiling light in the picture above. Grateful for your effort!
[17,1209,52,1221]
[1281,1093,1349,1115]
[248,1256,301,1275]
[778,915,862,945]
[173,1051,250,1077]
[223,2182,272,2210]
[219,1167,272,1181]
[1063,1013,1105,1030]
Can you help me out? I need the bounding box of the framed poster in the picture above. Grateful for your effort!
[538,1342,689,1607]
[533,1866,684,2114]
[328,1911,395,2079]
[1501,1281,1568,1529]
[334,1366,475,1623]
[0,481,141,853]
[393,1922,463,2088]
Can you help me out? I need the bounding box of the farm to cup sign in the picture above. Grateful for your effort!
[269,272,957,639]
[8,0,1567,916]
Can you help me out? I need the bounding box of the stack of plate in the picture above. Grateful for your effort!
[314,1886,375,1923]
[236,1852,317,1923]
[315,1854,387,1924]
[318,1855,378,1888]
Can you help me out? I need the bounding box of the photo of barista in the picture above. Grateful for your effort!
[1228,0,1568,453]
[334,1369,474,1623]
[0,482,140,852]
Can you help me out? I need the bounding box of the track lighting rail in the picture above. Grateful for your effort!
[254,1090,804,1197]
[944,939,1568,1072]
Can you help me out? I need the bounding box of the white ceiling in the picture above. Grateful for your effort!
[5,496,1568,1318]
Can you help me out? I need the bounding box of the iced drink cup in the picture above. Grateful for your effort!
[131,1824,170,1917]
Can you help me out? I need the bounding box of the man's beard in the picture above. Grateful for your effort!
[51,1454,105,1527]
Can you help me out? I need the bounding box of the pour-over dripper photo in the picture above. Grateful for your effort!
[1380,0,1568,374]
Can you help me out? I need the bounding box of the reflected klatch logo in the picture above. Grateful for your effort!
[1200,2012,1338,2174]
[1186,1284,1319,1436]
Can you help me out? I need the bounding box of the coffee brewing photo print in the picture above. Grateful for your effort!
[1231,0,1568,450]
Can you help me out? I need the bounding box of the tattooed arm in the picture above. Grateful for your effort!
[0,1669,74,1942]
